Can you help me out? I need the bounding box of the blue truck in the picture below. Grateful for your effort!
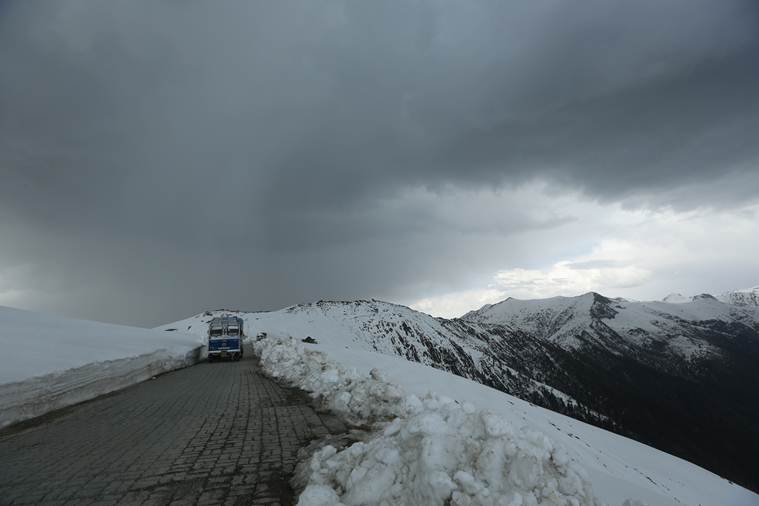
[207,316,244,362]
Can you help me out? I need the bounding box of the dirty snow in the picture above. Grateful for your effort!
[0,305,203,428]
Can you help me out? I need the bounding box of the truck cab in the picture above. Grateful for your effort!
[207,316,244,362]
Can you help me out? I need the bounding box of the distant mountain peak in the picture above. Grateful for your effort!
[663,293,689,303]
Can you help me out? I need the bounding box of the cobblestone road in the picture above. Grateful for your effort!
[0,357,346,506]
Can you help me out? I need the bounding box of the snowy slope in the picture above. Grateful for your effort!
[164,296,759,493]
[161,301,476,361]
[158,302,591,414]
[0,305,203,427]
[253,336,758,506]
[163,303,759,505]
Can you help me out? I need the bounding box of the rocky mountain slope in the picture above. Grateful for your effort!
[718,286,759,307]
[464,291,759,367]
[162,290,759,492]
[460,291,759,491]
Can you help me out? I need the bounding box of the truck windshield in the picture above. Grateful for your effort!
[210,328,223,337]
[227,327,239,336]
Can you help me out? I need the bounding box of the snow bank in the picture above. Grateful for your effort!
[255,336,406,425]
[0,349,200,428]
[254,337,599,506]
[0,305,203,428]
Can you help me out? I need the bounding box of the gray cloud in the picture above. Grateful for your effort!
[1,0,758,325]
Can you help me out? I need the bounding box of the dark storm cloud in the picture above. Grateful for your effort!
[1,0,758,325]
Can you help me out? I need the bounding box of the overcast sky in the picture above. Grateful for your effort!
[1,0,758,326]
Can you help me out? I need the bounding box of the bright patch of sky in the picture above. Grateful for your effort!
[409,187,759,318]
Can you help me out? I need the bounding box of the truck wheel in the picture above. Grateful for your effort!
[208,355,214,363]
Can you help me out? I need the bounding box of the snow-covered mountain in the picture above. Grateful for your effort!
[163,291,759,494]
[162,301,599,418]
[718,286,759,307]
[464,292,759,492]
[162,295,759,503]
[464,291,758,363]
[662,287,759,307]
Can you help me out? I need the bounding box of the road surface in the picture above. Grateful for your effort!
[0,356,346,506]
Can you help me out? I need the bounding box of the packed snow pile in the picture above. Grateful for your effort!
[255,336,599,505]
[255,336,406,425]
[0,305,203,428]
[300,407,598,506]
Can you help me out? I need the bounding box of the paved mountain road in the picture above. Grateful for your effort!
[0,357,346,506]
